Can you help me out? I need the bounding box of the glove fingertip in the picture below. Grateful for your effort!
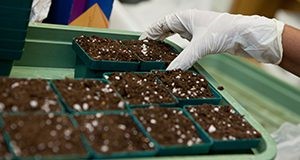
[138,33,148,40]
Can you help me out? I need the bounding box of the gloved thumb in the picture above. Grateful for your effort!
[166,39,203,70]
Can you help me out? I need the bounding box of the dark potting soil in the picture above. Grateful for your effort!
[54,79,125,112]
[75,35,177,62]
[187,104,261,140]
[123,38,177,62]
[0,133,10,158]
[133,107,202,146]
[75,113,154,154]
[107,72,176,105]
[3,114,86,157]
[152,69,214,99]
[0,78,61,113]
[75,35,139,62]
[217,86,224,91]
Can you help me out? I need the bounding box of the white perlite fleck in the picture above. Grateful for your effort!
[11,82,20,89]
[85,123,94,132]
[101,145,109,152]
[50,130,57,137]
[150,119,157,124]
[228,135,236,140]
[92,120,98,127]
[187,140,193,146]
[163,114,168,118]
[208,125,216,133]
[82,103,89,110]
[0,102,5,111]
[144,97,150,101]
[64,129,72,137]
[30,100,38,108]
[214,107,219,112]
[96,113,103,118]
[230,109,236,114]
[177,138,183,144]
[11,141,21,156]
[147,127,152,132]
[12,105,18,112]
[118,124,126,130]
[117,101,125,108]
[73,104,81,111]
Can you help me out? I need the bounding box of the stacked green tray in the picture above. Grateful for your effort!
[10,23,279,159]
[0,0,33,76]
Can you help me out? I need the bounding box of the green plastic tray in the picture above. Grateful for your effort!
[131,107,212,156]
[71,112,158,159]
[184,104,262,152]
[0,131,12,159]
[138,60,166,71]
[74,56,112,78]
[0,59,13,76]
[0,0,33,9]
[10,23,277,160]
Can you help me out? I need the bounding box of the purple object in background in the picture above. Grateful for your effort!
[69,0,87,23]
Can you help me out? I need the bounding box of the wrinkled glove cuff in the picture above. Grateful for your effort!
[274,19,285,65]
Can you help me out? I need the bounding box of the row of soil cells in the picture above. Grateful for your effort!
[74,35,177,63]
[0,106,261,158]
[0,69,214,113]
[0,70,261,158]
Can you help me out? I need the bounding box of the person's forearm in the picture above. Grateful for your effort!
[279,25,300,77]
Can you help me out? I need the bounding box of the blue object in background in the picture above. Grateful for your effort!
[44,0,73,24]
[44,0,114,24]
[86,0,114,19]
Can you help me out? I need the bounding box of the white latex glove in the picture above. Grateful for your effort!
[30,0,52,22]
[140,9,285,70]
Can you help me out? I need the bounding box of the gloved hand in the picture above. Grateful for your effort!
[140,9,285,70]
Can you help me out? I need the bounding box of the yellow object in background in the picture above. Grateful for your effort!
[69,3,108,28]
